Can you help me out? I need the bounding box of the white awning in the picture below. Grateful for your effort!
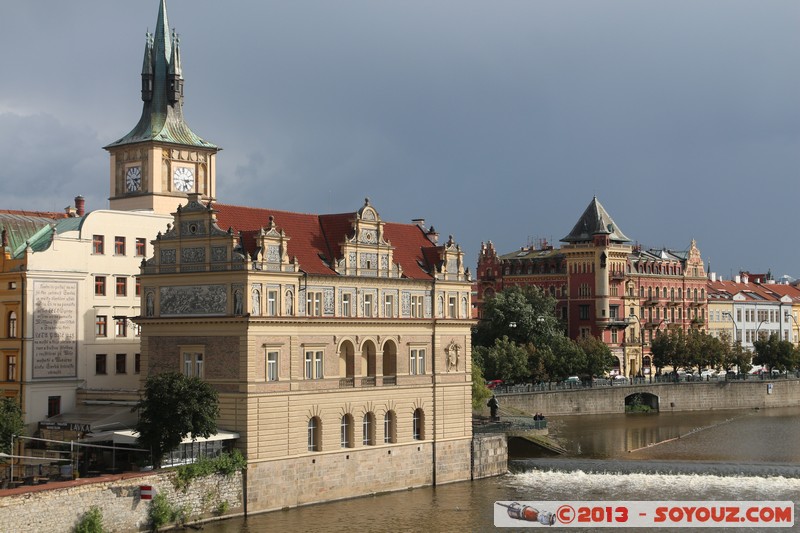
[108,429,239,446]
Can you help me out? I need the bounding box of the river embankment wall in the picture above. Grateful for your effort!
[472,434,507,479]
[0,470,243,533]
[494,379,800,417]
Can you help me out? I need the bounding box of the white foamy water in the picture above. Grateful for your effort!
[508,469,800,502]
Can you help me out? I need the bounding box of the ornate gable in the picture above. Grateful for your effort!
[337,198,402,278]
[253,216,298,273]
[144,194,244,275]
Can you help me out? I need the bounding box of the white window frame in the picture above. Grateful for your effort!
[364,293,373,317]
[181,346,205,378]
[267,351,279,381]
[384,294,394,318]
[342,293,351,317]
[409,347,426,375]
[267,290,278,316]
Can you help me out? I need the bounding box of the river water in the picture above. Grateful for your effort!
[204,407,800,532]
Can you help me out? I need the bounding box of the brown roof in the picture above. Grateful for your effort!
[213,203,440,279]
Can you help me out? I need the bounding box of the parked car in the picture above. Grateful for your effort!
[700,369,717,379]
[486,379,503,390]
[613,375,628,384]
[564,376,581,385]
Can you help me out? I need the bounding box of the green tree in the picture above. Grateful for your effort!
[577,336,616,377]
[754,333,799,372]
[477,336,531,383]
[135,373,219,468]
[474,286,560,347]
[0,398,24,455]
[471,362,492,410]
[547,335,587,380]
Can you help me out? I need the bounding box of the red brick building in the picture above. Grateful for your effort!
[476,197,707,376]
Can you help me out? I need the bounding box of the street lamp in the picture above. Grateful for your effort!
[755,319,768,343]
[722,311,739,345]
[627,313,644,380]
[785,311,800,346]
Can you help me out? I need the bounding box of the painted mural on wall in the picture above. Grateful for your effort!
[160,285,227,316]
[32,281,78,379]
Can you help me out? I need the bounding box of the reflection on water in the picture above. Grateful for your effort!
[545,406,800,463]
[203,407,800,532]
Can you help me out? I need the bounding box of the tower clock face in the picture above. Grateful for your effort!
[173,167,195,192]
[125,166,142,192]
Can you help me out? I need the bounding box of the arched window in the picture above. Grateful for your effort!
[8,312,17,338]
[412,408,425,440]
[341,414,354,448]
[384,410,396,444]
[307,417,321,452]
[362,412,375,445]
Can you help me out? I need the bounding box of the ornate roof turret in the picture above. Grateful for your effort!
[105,0,215,149]
[561,196,630,244]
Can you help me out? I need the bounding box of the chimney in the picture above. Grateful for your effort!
[742,274,749,284]
[74,196,85,217]
[426,226,439,244]
[710,272,717,282]
[735,275,741,283]
[412,218,426,230]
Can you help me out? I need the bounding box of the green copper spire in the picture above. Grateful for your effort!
[106,0,216,149]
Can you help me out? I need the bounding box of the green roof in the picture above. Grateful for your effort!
[105,0,216,150]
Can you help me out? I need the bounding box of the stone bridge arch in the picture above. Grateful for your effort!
[624,392,659,412]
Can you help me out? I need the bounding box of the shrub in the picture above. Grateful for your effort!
[148,493,175,531]
[173,450,246,492]
[74,506,105,533]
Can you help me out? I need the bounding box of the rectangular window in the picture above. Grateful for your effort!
[411,295,423,318]
[384,294,394,318]
[115,318,127,337]
[183,352,204,378]
[132,322,141,337]
[611,329,618,343]
[6,355,16,381]
[448,296,457,318]
[267,351,278,381]
[364,294,373,317]
[267,290,278,316]
[305,350,324,379]
[315,351,323,379]
[610,306,619,319]
[410,348,426,375]
[93,235,104,255]
[135,237,146,257]
[135,277,141,297]
[114,236,126,255]
[95,354,107,375]
[95,315,107,337]
[115,354,126,374]
[342,293,351,317]
[116,277,127,297]
[134,353,141,374]
[580,327,590,339]
[95,276,106,296]
[306,292,322,316]
[47,396,61,418]
[305,351,313,378]
[579,305,590,320]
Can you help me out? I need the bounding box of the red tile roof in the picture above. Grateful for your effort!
[213,203,441,279]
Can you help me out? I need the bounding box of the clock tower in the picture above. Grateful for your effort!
[105,0,219,214]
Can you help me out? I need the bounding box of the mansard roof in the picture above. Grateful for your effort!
[0,211,74,258]
[561,196,630,244]
[105,0,215,150]
[212,203,444,280]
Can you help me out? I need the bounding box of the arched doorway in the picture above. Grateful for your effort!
[339,340,355,378]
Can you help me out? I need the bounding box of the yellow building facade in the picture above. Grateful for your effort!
[137,195,474,511]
